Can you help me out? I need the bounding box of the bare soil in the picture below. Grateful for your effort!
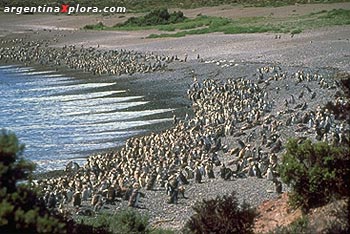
[254,193,303,233]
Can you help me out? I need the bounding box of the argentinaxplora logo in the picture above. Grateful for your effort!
[3,4,126,15]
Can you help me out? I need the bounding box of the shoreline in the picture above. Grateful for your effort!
[0,59,191,173]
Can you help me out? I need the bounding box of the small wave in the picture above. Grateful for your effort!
[0,64,19,69]
[6,118,172,132]
[0,65,33,72]
[64,101,148,116]
[40,74,64,78]
[23,70,56,75]
[26,82,116,92]
[20,90,126,102]
[69,96,144,107]
[64,108,174,123]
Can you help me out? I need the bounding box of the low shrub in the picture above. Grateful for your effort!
[118,9,186,27]
[83,22,106,30]
[0,129,111,234]
[77,209,156,234]
[0,130,65,234]
[278,139,350,212]
[183,191,256,234]
[290,28,302,34]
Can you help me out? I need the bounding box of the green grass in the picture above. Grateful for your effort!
[318,8,350,24]
[83,8,350,38]
[147,8,350,38]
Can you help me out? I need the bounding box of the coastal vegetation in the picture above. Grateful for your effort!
[146,8,350,38]
[77,210,174,234]
[117,9,186,27]
[84,9,186,30]
[0,129,66,233]
[269,138,350,233]
[83,8,350,38]
[278,139,350,212]
[183,192,256,234]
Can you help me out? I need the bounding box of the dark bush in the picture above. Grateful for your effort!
[118,9,186,27]
[83,22,105,30]
[0,129,66,233]
[0,129,111,234]
[183,191,256,234]
[278,139,350,212]
[77,209,176,234]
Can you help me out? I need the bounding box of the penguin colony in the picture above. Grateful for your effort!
[1,37,349,215]
[37,65,349,213]
[0,38,176,75]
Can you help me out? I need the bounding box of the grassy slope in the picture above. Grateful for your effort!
[83,9,350,38]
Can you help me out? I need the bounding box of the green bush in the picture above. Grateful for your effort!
[117,9,186,27]
[78,209,153,234]
[183,191,256,234]
[278,139,350,212]
[0,129,109,234]
[112,209,149,234]
[290,28,302,34]
[0,129,66,233]
[83,22,106,30]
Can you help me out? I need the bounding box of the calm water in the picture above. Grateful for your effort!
[0,65,173,172]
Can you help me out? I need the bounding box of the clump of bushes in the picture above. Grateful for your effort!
[0,130,112,234]
[118,9,186,27]
[83,22,106,30]
[77,209,175,234]
[183,191,256,234]
[0,129,66,233]
[78,209,149,234]
[278,139,350,212]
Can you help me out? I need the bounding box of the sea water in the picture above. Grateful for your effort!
[0,65,172,172]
